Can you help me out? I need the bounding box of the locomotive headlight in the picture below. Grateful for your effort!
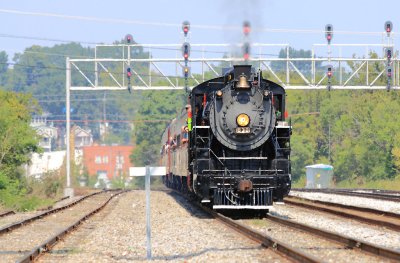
[236,113,250,127]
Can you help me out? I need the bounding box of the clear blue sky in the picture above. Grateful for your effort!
[1,0,399,58]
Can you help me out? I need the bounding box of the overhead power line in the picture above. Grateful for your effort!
[0,8,392,36]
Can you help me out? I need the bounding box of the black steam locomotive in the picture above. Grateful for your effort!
[161,65,291,210]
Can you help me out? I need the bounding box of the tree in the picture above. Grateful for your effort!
[0,51,8,86]
[271,47,323,74]
[0,90,41,178]
[130,90,185,166]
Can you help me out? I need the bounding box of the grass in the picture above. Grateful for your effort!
[336,176,400,190]
[248,219,268,227]
[292,174,400,190]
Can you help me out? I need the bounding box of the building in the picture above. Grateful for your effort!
[82,145,134,180]
[67,126,93,149]
[25,150,83,178]
[26,151,65,178]
[30,117,58,152]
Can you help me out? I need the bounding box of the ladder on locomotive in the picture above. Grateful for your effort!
[193,125,211,173]
[275,120,292,158]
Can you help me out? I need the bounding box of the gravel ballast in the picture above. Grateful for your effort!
[290,190,400,214]
[269,203,400,252]
[39,190,288,262]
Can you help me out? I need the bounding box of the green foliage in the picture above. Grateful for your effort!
[0,90,41,177]
[288,89,400,184]
[271,47,323,74]
[0,171,53,211]
[130,90,186,166]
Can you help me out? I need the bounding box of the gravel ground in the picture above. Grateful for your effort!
[241,218,389,263]
[290,191,400,214]
[39,190,289,263]
[269,203,400,252]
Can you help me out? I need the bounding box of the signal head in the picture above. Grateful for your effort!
[243,42,250,60]
[125,34,133,44]
[327,65,333,78]
[182,66,190,77]
[243,21,251,36]
[387,66,393,78]
[127,67,132,77]
[325,24,333,44]
[385,21,393,36]
[182,42,191,60]
[386,47,393,60]
[182,21,190,36]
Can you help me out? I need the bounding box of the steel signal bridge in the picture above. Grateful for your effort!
[66,43,399,92]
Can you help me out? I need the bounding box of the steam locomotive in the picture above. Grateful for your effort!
[160,65,291,210]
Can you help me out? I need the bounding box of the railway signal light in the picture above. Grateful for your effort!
[182,21,190,37]
[387,65,393,91]
[243,21,251,36]
[384,21,393,37]
[243,42,250,60]
[183,66,190,78]
[385,47,393,60]
[387,66,392,78]
[182,42,190,61]
[327,65,333,91]
[325,24,333,44]
[125,34,133,44]
[127,67,132,93]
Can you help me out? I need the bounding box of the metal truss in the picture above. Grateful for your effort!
[67,43,399,91]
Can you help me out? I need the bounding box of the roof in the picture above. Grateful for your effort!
[305,164,333,170]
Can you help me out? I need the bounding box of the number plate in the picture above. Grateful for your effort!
[235,127,250,134]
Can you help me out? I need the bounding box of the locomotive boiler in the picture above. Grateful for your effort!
[161,65,291,210]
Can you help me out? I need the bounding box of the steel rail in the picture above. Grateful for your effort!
[265,214,400,261]
[0,190,116,235]
[0,210,15,218]
[16,190,128,263]
[284,196,400,232]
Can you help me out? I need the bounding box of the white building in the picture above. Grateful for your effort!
[25,150,83,178]
[31,117,58,152]
[26,151,65,178]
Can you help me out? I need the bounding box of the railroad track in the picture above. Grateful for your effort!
[194,202,321,262]
[284,196,400,232]
[242,213,400,262]
[0,190,111,235]
[195,202,400,262]
[292,188,400,202]
[0,189,126,262]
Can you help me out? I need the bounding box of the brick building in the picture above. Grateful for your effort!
[82,145,134,179]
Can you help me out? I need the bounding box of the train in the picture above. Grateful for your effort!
[160,65,291,211]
